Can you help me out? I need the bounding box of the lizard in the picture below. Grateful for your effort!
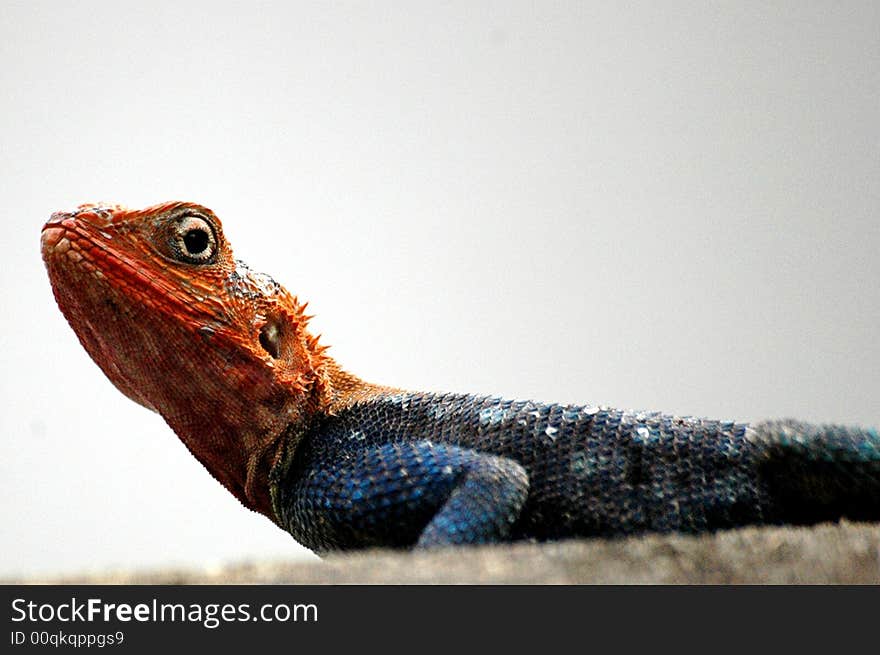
[41,201,880,553]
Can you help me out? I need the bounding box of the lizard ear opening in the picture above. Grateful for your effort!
[257,309,305,365]
[259,319,284,359]
[256,309,321,394]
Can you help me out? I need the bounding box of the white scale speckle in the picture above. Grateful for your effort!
[544,426,559,441]
[235,261,279,297]
[386,394,411,409]
[253,275,277,296]
[479,406,511,426]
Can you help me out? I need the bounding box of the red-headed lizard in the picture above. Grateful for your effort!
[41,202,880,552]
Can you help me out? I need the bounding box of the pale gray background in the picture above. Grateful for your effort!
[2,1,878,578]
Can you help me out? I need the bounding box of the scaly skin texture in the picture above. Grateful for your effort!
[41,202,880,553]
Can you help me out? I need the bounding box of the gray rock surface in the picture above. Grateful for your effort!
[12,522,880,584]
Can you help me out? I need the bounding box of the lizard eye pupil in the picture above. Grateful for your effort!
[183,228,209,255]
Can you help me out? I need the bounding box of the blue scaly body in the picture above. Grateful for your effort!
[41,202,880,554]
[273,391,880,553]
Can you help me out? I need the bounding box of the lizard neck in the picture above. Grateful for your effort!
[323,362,400,414]
[265,358,398,525]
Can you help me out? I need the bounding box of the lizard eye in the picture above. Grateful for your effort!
[172,215,217,264]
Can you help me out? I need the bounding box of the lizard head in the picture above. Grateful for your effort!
[41,201,330,518]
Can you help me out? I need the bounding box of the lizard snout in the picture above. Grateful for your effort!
[40,212,77,255]
[43,204,120,232]
[41,205,122,256]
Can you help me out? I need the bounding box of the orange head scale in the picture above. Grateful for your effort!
[40,201,332,518]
